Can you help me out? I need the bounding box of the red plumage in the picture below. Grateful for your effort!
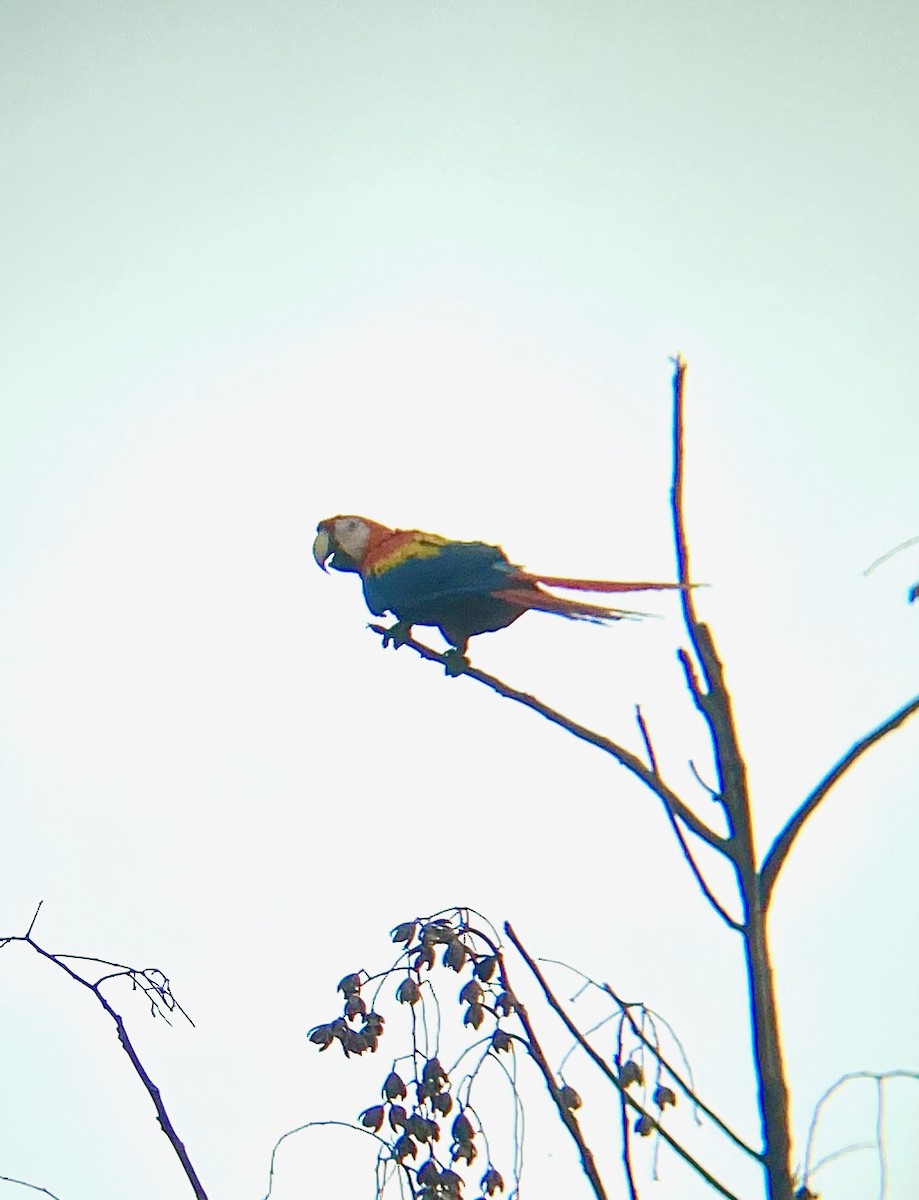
[313,515,689,660]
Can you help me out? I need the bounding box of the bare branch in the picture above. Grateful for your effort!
[4,921,208,1200]
[0,1179,63,1200]
[760,692,919,904]
[368,625,726,852]
[506,923,742,1200]
[669,361,751,833]
[863,535,919,575]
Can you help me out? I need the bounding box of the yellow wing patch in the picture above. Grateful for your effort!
[365,531,450,577]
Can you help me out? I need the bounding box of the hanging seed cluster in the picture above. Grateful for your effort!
[616,1043,678,1138]
[308,914,512,1199]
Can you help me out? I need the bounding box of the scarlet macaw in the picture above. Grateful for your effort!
[313,515,686,668]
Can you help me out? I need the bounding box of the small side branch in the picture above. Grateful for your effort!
[635,706,739,926]
[760,692,919,904]
[0,1179,63,1200]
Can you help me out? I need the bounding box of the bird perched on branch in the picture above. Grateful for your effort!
[313,515,687,671]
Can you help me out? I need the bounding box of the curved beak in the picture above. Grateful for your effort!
[312,527,333,571]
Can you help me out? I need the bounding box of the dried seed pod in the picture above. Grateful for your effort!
[463,1002,485,1029]
[451,1139,476,1165]
[396,977,421,1005]
[307,1023,334,1049]
[388,1104,408,1130]
[383,1071,407,1100]
[414,944,436,972]
[619,1059,643,1089]
[474,955,498,982]
[653,1084,677,1109]
[492,1029,512,1053]
[451,1111,474,1145]
[359,1104,385,1132]
[459,979,483,1005]
[438,1168,463,1196]
[420,919,454,945]
[391,921,418,944]
[345,993,367,1020]
[443,939,468,971]
[393,1133,417,1161]
[558,1084,582,1111]
[341,1028,369,1056]
[481,1165,505,1195]
[337,972,362,996]
[407,1114,439,1142]
[421,1057,449,1090]
[417,1158,440,1186]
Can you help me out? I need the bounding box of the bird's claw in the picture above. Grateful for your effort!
[442,649,470,677]
[381,620,412,649]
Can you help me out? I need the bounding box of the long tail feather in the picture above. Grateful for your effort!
[493,587,650,621]
[530,574,688,594]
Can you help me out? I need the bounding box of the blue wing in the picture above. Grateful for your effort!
[362,541,517,620]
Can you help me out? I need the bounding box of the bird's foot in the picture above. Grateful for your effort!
[381,620,412,649]
[442,648,470,677]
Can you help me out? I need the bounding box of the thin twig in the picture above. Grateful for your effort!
[657,791,740,929]
[688,760,719,800]
[368,626,725,852]
[863,535,919,575]
[807,1142,875,1179]
[760,692,919,903]
[0,1179,63,1200]
[635,706,658,774]
[602,985,759,1160]
[616,1020,639,1200]
[800,1069,919,1190]
[506,923,741,1200]
[262,1120,410,1200]
[875,1076,887,1200]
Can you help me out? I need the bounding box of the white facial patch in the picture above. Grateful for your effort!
[332,516,371,559]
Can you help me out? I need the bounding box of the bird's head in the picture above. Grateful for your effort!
[312,515,378,573]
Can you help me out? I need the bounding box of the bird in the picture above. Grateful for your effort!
[313,515,688,670]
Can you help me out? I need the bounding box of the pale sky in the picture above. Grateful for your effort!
[1,2,918,1199]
